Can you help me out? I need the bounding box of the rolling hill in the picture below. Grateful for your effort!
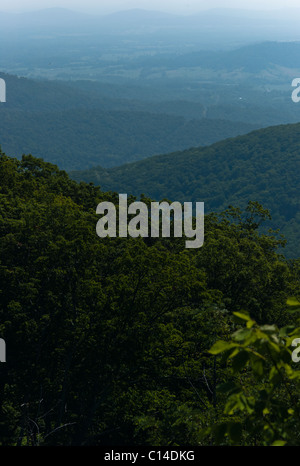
[0,72,262,170]
[71,123,300,258]
[0,108,259,170]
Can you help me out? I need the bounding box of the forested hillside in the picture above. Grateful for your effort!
[72,123,300,258]
[1,151,300,446]
[0,108,257,170]
[1,69,300,170]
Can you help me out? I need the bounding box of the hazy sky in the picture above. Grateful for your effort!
[3,0,300,14]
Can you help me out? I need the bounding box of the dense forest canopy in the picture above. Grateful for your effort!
[1,151,300,446]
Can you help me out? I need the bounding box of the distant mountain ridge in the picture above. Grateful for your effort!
[1,7,300,41]
[0,71,260,170]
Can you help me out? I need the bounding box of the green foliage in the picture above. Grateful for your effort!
[0,151,298,446]
[208,304,300,446]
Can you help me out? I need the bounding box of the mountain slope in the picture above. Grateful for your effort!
[0,108,258,170]
[0,72,261,170]
[71,123,300,257]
